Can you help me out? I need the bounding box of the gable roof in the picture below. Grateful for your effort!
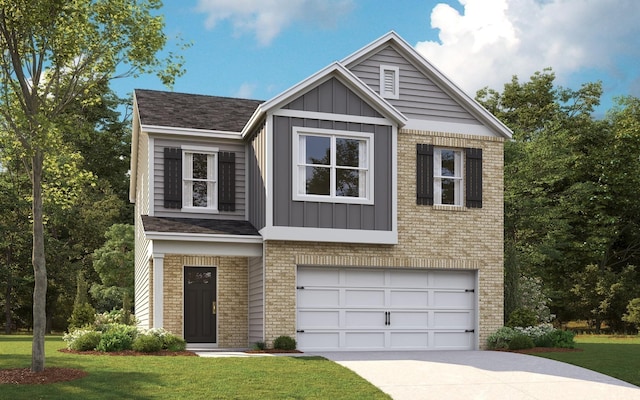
[243,62,408,136]
[134,89,263,133]
[341,31,512,139]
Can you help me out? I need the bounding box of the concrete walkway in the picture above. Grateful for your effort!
[314,350,640,400]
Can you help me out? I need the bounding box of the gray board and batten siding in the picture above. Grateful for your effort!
[154,138,247,219]
[271,78,393,231]
[348,45,481,125]
[247,121,268,231]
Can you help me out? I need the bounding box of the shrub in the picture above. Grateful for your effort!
[506,308,538,328]
[132,334,163,352]
[547,329,575,348]
[487,327,517,350]
[68,302,96,330]
[96,323,138,352]
[162,334,187,351]
[508,334,535,350]
[252,341,266,351]
[273,335,297,351]
[63,329,102,351]
[94,309,138,330]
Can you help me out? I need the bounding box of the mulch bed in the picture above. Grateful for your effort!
[245,349,303,354]
[58,348,198,357]
[503,347,584,354]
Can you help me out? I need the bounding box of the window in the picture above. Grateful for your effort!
[183,147,217,210]
[380,65,399,99]
[293,127,373,204]
[433,148,463,206]
[416,144,483,208]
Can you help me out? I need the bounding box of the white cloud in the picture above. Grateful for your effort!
[415,0,640,97]
[234,82,257,99]
[196,0,354,46]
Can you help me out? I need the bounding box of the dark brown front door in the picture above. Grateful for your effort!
[184,267,217,343]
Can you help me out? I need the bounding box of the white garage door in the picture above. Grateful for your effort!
[296,267,476,351]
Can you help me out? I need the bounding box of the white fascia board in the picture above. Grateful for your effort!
[141,124,243,141]
[403,119,499,137]
[260,226,398,245]
[252,62,407,129]
[272,109,393,126]
[341,31,512,139]
[152,240,263,257]
[144,231,263,244]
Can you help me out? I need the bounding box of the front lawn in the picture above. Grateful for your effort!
[534,335,640,387]
[0,335,390,399]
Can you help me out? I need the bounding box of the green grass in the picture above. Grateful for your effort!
[0,335,390,399]
[534,334,640,387]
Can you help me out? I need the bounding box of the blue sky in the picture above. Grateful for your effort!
[114,0,640,115]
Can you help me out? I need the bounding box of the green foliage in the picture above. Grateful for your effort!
[94,308,138,331]
[273,335,297,351]
[68,303,97,330]
[162,334,187,352]
[507,308,538,328]
[623,298,640,329]
[487,327,518,350]
[508,334,535,350]
[96,323,138,352]
[252,341,267,351]
[132,334,163,353]
[63,329,103,351]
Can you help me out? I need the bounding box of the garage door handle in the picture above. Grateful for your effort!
[384,312,390,326]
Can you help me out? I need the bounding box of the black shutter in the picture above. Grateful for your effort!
[465,148,483,208]
[164,148,182,209]
[416,144,434,205]
[218,152,236,211]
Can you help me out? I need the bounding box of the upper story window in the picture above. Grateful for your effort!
[183,146,218,210]
[417,144,483,208]
[380,65,399,99]
[293,127,373,204]
[434,148,463,206]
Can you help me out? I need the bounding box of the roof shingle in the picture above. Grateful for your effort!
[142,216,260,236]
[134,89,263,132]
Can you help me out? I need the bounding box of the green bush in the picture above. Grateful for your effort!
[506,308,538,328]
[273,335,297,351]
[533,333,555,347]
[68,302,96,330]
[63,329,102,351]
[548,329,575,348]
[96,323,138,352]
[132,334,163,352]
[94,309,138,330]
[487,326,517,350]
[252,341,266,350]
[508,334,535,350]
[162,334,186,351]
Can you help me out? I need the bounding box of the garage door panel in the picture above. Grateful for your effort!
[345,289,385,307]
[434,331,474,349]
[345,332,385,348]
[344,270,385,287]
[390,332,429,348]
[431,271,475,288]
[298,332,339,349]
[297,268,340,286]
[389,270,429,287]
[434,311,473,329]
[390,311,429,327]
[345,311,386,328]
[389,290,429,307]
[298,310,340,328]
[298,289,340,307]
[433,291,474,308]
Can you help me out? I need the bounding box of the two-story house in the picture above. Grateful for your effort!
[130,32,511,351]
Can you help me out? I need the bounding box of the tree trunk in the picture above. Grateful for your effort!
[31,151,47,372]
[4,248,12,334]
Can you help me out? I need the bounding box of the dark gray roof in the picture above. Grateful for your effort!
[142,216,260,236]
[134,89,263,132]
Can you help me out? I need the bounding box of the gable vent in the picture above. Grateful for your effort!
[379,65,399,99]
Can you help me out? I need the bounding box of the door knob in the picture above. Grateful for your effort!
[212,301,217,315]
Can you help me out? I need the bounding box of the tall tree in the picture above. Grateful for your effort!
[0,0,184,372]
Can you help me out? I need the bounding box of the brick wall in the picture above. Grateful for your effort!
[162,254,249,347]
[264,129,505,348]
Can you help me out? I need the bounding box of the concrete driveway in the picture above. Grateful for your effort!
[314,350,640,400]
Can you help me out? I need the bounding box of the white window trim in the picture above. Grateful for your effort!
[433,147,463,206]
[181,145,219,213]
[292,127,374,205]
[379,65,399,99]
